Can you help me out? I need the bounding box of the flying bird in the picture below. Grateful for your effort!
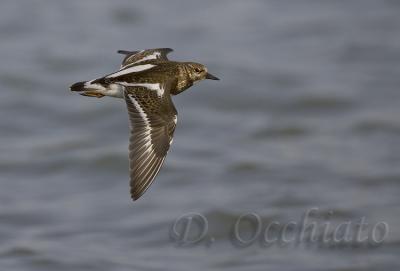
[70,48,219,200]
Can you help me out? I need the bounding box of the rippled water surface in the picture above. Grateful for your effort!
[1,0,400,270]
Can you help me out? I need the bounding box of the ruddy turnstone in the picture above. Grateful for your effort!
[70,48,219,200]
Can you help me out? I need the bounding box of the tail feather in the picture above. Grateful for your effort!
[70,81,86,92]
[69,79,123,99]
[70,80,105,98]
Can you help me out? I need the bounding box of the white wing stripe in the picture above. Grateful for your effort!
[107,64,156,78]
[133,52,161,64]
[128,94,149,125]
[128,94,152,149]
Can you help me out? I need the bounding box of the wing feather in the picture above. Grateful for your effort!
[118,48,173,68]
[124,82,177,200]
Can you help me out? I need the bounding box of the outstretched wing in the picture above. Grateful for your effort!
[123,82,177,200]
[118,48,173,69]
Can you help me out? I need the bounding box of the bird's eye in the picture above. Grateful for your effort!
[194,68,202,73]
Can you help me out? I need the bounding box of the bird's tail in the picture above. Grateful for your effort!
[70,80,106,98]
[70,81,86,92]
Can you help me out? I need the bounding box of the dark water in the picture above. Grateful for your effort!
[1,0,400,270]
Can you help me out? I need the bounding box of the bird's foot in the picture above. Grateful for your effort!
[80,91,105,98]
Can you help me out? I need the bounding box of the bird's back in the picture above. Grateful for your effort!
[105,60,190,94]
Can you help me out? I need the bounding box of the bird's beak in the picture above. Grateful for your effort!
[205,73,219,80]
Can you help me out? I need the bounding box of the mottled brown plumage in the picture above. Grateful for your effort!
[70,48,219,201]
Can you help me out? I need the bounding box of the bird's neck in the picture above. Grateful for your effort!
[171,64,193,95]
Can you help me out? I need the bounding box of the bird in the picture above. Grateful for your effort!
[70,48,219,201]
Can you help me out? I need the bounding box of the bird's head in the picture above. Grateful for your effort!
[185,62,219,83]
